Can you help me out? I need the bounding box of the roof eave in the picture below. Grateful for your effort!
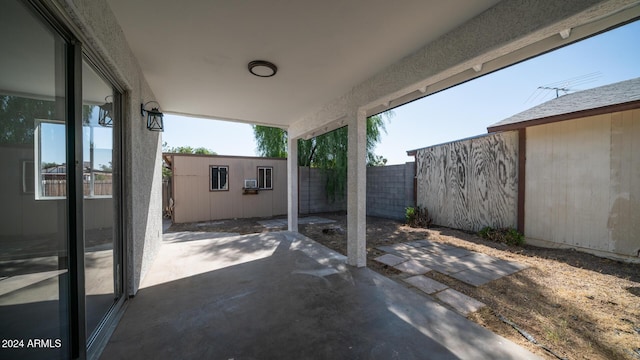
[487,99,640,133]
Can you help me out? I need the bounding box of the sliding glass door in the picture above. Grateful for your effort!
[0,1,124,358]
[82,61,122,345]
[0,1,70,359]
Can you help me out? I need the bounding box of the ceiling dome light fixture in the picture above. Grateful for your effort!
[248,60,278,77]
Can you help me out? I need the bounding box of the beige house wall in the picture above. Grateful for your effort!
[172,155,287,223]
[525,108,640,257]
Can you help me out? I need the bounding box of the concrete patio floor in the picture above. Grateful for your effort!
[100,231,539,359]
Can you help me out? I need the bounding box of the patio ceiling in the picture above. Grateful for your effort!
[106,0,640,134]
[106,0,499,126]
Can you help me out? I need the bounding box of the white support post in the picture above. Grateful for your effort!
[287,135,299,232]
[347,110,367,267]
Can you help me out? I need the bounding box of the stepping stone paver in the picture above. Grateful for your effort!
[449,268,495,286]
[376,245,405,257]
[493,259,528,271]
[479,262,520,277]
[406,240,454,252]
[403,275,448,294]
[378,240,529,316]
[423,262,457,274]
[405,240,428,248]
[464,252,497,265]
[393,260,431,275]
[386,243,418,252]
[435,288,486,315]
[298,216,336,225]
[378,240,527,294]
[440,247,475,258]
[420,261,466,275]
[258,216,335,229]
[374,254,407,267]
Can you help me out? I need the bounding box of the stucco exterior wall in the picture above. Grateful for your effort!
[58,0,163,294]
[415,132,519,232]
[525,109,640,257]
[172,155,288,223]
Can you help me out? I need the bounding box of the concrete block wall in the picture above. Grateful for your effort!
[299,163,415,220]
[299,167,347,214]
[367,163,415,220]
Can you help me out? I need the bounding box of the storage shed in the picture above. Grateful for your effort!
[165,154,288,223]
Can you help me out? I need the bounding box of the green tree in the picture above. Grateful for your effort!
[193,147,215,155]
[253,126,287,158]
[1,95,94,145]
[0,95,56,144]
[99,162,113,172]
[162,143,217,179]
[162,142,216,155]
[252,112,391,200]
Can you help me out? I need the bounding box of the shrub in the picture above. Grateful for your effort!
[405,206,432,228]
[405,206,416,224]
[477,226,525,246]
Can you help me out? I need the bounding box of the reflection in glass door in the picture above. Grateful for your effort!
[0,1,69,359]
[82,61,122,343]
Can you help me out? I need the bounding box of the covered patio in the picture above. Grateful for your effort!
[105,0,640,269]
[3,1,639,359]
[100,1,639,358]
[100,230,538,359]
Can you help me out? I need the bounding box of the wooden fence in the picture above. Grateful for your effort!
[42,180,112,197]
[415,132,518,232]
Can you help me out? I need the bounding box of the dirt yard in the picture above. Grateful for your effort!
[169,212,640,360]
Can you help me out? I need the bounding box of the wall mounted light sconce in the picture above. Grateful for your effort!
[98,95,113,127]
[141,101,164,132]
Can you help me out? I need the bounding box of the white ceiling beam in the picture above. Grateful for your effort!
[559,28,573,39]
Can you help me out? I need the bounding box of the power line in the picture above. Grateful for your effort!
[537,86,572,98]
[525,72,603,104]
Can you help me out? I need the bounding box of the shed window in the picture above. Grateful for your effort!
[210,165,228,191]
[258,166,272,190]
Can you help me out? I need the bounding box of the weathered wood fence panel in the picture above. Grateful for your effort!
[41,180,113,197]
[415,132,518,232]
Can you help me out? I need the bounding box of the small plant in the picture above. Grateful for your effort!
[477,226,525,246]
[405,206,432,228]
[478,226,492,239]
[405,206,417,224]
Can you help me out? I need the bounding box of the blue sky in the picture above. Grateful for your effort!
[164,20,640,165]
[42,107,113,168]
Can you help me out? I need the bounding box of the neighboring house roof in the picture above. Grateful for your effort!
[487,77,640,132]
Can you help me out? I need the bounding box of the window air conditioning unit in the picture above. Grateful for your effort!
[244,179,257,189]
